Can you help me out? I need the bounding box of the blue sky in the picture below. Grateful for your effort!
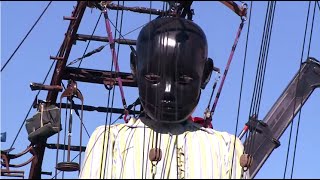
[1,1,320,179]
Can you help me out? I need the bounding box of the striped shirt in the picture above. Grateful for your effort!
[79,117,249,179]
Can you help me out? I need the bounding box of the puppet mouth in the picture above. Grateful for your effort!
[140,99,183,112]
[160,100,183,110]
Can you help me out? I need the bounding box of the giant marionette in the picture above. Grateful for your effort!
[80,16,248,179]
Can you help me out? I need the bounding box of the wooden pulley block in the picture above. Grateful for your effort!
[149,148,162,162]
[240,154,253,170]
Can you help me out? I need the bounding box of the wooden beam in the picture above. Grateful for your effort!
[57,102,141,115]
[76,34,137,45]
[62,67,137,87]
[46,144,86,152]
[106,3,176,16]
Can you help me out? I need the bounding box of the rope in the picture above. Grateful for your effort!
[1,1,52,72]
[283,2,311,178]
[100,2,125,178]
[230,1,253,178]
[256,1,276,115]
[103,6,128,112]
[104,1,125,178]
[246,1,276,156]
[208,13,246,120]
[290,2,316,178]
[78,13,103,67]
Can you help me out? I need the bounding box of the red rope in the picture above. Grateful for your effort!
[204,19,245,127]
[103,8,129,123]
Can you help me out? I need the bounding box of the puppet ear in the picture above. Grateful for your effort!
[130,46,137,79]
[201,57,214,89]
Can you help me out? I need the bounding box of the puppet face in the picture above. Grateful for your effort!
[135,17,208,123]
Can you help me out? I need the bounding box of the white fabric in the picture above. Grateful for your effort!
[79,117,249,179]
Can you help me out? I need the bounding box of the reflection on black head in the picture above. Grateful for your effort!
[131,17,212,123]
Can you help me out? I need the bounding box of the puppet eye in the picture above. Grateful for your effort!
[145,74,161,84]
[178,75,193,84]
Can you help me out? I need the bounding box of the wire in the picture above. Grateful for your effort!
[209,15,245,118]
[246,0,276,158]
[100,2,125,177]
[1,1,52,72]
[290,1,316,178]
[255,1,276,115]
[283,2,311,178]
[77,12,103,67]
[230,1,252,178]
[10,42,63,149]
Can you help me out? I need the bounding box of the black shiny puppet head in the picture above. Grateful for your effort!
[131,17,213,123]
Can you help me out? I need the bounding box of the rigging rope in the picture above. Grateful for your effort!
[77,13,103,68]
[245,1,276,157]
[283,2,311,178]
[230,1,253,178]
[1,1,52,72]
[290,2,316,178]
[103,1,125,178]
[207,9,246,122]
[66,21,146,67]
[99,1,126,178]
[103,6,128,112]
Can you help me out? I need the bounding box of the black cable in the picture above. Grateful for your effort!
[248,1,270,116]
[230,1,253,178]
[10,42,63,149]
[306,2,316,58]
[100,2,124,177]
[66,21,146,67]
[246,1,271,155]
[290,2,316,178]
[250,2,276,157]
[141,2,152,176]
[70,99,90,137]
[1,1,52,72]
[247,1,276,160]
[256,1,276,115]
[103,1,125,177]
[77,12,103,68]
[68,12,103,139]
[283,1,311,178]
[254,1,274,115]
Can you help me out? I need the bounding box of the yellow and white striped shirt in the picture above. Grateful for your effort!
[80,118,248,179]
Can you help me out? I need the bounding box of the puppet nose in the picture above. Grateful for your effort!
[162,82,176,102]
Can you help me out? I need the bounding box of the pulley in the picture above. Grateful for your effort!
[240,154,253,171]
[149,148,162,162]
[55,79,84,174]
